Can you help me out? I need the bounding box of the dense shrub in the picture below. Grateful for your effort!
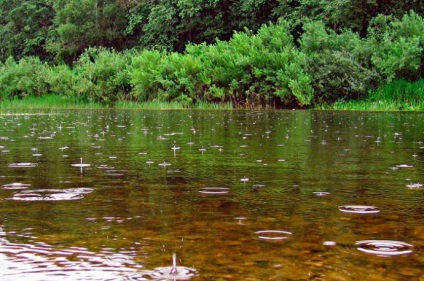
[72,48,132,103]
[44,64,75,97]
[368,11,424,82]
[0,56,49,100]
[299,21,378,104]
[185,21,314,107]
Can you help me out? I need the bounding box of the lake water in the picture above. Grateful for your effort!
[0,109,423,280]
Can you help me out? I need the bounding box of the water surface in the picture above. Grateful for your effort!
[0,110,423,280]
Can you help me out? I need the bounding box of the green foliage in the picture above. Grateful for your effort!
[47,0,128,63]
[44,64,75,97]
[1,5,424,109]
[129,20,315,108]
[368,79,424,105]
[368,11,424,82]
[0,56,49,100]
[71,47,132,104]
[130,49,205,105]
[299,20,378,104]
[0,0,54,61]
[184,21,315,107]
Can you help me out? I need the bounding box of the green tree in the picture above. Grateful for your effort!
[0,0,54,61]
[47,0,128,63]
[368,11,424,82]
[278,0,423,36]
[127,0,230,52]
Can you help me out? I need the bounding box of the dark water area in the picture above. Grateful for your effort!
[0,110,423,280]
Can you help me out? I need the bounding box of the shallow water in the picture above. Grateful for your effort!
[0,110,423,280]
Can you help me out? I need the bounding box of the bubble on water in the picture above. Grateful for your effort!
[254,230,292,241]
[338,205,380,214]
[355,240,413,257]
[323,241,337,246]
[198,187,229,195]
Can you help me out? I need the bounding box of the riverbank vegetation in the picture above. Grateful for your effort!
[0,1,423,110]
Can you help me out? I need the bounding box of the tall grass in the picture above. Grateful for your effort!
[0,94,234,111]
[114,100,233,110]
[0,95,104,111]
[368,79,424,104]
[325,79,424,111]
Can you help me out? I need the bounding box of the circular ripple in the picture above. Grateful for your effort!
[355,240,413,257]
[254,230,292,241]
[323,241,337,246]
[198,187,229,195]
[10,188,94,201]
[8,163,37,168]
[2,183,31,190]
[338,205,380,214]
[395,164,413,169]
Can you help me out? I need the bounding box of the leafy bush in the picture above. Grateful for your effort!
[72,47,132,103]
[185,21,314,107]
[44,64,75,97]
[299,20,378,104]
[0,56,49,100]
[368,11,424,82]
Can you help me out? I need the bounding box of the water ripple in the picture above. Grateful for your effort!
[9,188,94,201]
[0,239,142,281]
[355,240,413,257]
[338,205,380,214]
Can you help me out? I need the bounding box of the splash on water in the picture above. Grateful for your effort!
[135,253,198,281]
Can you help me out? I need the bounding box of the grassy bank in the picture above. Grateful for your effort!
[1,80,424,112]
[0,94,233,112]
